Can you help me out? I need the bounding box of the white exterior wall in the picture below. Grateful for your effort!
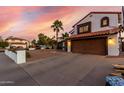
[120,31,124,37]
[73,13,120,34]
[5,50,26,64]
[7,40,28,43]
[108,34,120,56]
[10,44,27,48]
[16,50,26,64]
[91,14,119,32]
[67,40,71,52]
[62,42,65,51]
[121,10,124,26]
[29,48,35,50]
[5,50,17,62]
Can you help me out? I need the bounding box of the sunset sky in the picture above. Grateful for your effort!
[0,6,122,41]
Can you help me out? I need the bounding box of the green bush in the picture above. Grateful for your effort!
[0,41,9,48]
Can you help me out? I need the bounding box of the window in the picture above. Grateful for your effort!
[77,22,91,34]
[101,17,109,27]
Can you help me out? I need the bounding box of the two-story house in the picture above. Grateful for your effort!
[67,11,124,56]
[5,36,30,49]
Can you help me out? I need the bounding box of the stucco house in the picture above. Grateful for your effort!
[67,11,124,56]
[5,36,29,48]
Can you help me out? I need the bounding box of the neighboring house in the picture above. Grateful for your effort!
[67,11,124,56]
[5,36,29,48]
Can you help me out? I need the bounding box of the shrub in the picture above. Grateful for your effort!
[0,41,9,48]
[8,48,17,53]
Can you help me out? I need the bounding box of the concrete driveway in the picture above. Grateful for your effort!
[0,52,124,86]
[0,53,38,86]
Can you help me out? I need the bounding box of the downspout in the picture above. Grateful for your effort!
[122,6,124,26]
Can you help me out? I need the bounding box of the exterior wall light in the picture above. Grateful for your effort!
[108,38,115,45]
[67,41,71,47]
[67,40,71,52]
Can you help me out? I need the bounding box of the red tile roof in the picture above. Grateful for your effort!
[68,28,119,40]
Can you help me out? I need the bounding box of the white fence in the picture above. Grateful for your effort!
[5,50,26,64]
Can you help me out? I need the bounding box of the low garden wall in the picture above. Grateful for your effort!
[5,50,26,64]
[29,48,35,50]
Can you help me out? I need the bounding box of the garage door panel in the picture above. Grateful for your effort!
[71,38,107,55]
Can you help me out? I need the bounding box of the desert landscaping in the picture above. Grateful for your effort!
[27,49,65,63]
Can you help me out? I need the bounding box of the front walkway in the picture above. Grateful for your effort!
[0,51,124,86]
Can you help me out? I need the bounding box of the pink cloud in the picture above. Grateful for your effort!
[0,6,121,40]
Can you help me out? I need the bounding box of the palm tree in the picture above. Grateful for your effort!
[61,32,69,40]
[51,20,64,42]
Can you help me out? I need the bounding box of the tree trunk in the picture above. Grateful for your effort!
[56,31,58,49]
[56,32,58,42]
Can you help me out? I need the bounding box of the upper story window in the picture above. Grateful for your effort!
[77,22,91,34]
[101,17,109,27]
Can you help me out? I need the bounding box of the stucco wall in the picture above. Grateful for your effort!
[10,44,27,48]
[5,50,17,62]
[73,13,120,35]
[120,31,124,37]
[5,50,26,64]
[16,50,26,64]
[107,34,120,56]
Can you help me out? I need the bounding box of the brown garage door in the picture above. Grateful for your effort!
[71,37,107,55]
